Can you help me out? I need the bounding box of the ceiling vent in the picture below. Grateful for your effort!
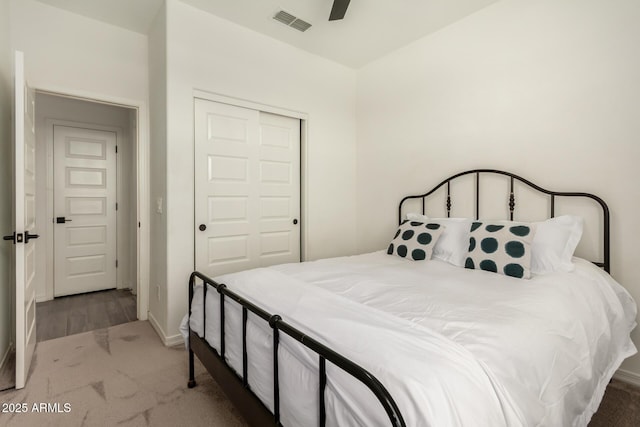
[273,10,312,32]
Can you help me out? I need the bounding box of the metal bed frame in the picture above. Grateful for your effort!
[398,169,610,272]
[187,169,611,427]
[187,271,404,427]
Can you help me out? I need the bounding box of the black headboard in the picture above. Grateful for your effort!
[398,169,610,273]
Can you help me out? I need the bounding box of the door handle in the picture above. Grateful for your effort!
[199,224,207,231]
[24,231,39,244]
[3,232,24,244]
[56,217,72,224]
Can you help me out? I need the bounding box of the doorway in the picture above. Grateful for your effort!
[1,66,149,390]
[34,93,139,333]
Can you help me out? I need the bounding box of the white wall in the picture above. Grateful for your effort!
[356,0,640,377]
[147,2,168,337]
[33,93,136,301]
[151,0,358,342]
[9,0,150,318]
[9,0,148,105]
[0,0,13,367]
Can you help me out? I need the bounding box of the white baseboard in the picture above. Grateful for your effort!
[165,333,184,347]
[613,369,640,387]
[147,311,167,344]
[147,312,184,347]
[35,293,49,303]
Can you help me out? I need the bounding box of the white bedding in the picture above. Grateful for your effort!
[181,252,637,427]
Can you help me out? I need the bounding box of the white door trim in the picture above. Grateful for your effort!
[192,89,309,262]
[46,121,122,298]
[192,89,309,121]
[34,87,149,322]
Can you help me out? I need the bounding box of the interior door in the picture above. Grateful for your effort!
[53,125,117,296]
[194,99,300,277]
[5,51,37,389]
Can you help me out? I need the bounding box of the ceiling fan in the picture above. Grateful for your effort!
[329,0,351,21]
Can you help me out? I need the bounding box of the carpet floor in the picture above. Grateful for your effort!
[589,378,640,427]
[0,321,246,427]
[0,320,636,426]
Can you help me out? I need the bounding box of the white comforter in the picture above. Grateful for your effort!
[181,252,637,427]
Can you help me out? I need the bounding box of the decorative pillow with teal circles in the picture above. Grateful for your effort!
[465,221,537,279]
[387,220,445,261]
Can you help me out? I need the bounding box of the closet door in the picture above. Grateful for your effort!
[194,99,300,277]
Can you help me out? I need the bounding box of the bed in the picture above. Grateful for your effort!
[181,169,637,427]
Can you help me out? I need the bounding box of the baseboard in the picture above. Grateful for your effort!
[147,311,167,344]
[613,369,640,387]
[147,312,184,347]
[165,333,184,347]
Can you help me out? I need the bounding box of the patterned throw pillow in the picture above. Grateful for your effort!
[387,220,445,261]
[465,221,537,279]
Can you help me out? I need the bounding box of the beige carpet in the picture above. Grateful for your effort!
[0,321,247,427]
[0,320,637,427]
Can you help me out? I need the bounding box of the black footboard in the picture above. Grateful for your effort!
[187,271,406,427]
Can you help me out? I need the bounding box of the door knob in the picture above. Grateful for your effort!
[199,224,207,231]
[293,219,298,225]
[24,231,39,244]
[3,232,24,244]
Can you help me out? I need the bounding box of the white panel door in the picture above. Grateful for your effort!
[7,51,37,389]
[53,125,117,296]
[195,99,300,277]
[257,111,301,265]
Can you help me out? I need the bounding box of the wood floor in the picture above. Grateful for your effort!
[36,289,137,342]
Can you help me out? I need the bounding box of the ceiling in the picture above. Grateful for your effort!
[36,0,163,35]
[35,0,499,69]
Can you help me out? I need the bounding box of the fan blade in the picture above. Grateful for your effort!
[329,0,351,21]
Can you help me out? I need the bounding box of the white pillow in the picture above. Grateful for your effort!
[531,215,583,274]
[406,213,472,267]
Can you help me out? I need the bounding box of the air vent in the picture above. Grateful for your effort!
[290,19,312,32]
[273,10,312,32]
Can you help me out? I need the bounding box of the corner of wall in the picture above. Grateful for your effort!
[147,0,169,334]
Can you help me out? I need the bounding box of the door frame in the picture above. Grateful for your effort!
[34,88,149,321]
[46,120,123,297]
[192,89,309,262]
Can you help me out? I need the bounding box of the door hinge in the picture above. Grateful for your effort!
[116,260,119,268]
[115,145,118,153]
[116,203,118,211]
[138,221,141,228]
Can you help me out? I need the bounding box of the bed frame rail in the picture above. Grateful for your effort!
[398,169,610,273]
[188,271,406,427]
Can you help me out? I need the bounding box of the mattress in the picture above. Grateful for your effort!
[180,251,637,426]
